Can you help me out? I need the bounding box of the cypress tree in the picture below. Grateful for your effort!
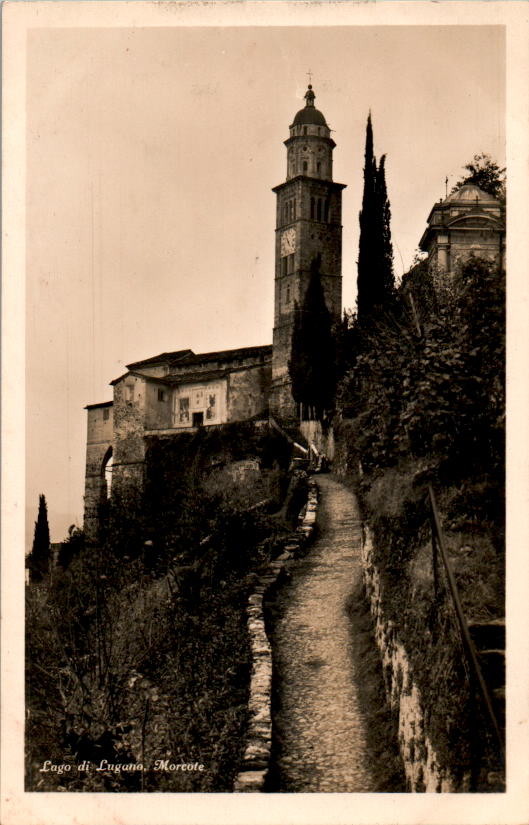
[289,255,335,420]
[376,154,394,301]
[357,114,394,319]
[357,113,377,318]
[28,494,51,582]
[289,300,306,410]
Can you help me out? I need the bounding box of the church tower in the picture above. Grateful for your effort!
[271,85,346,419]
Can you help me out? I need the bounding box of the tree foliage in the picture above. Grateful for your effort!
[376,155,394,299]
[57,525,85,571]
[28,494,51,582]
[340,256,505,497]
[289,255,336,419]
[451,153,506,202]
[357,113,395,319]
[338,257,505,786]
[26,424,296,791]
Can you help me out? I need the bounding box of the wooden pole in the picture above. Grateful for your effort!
[428,485,505,764]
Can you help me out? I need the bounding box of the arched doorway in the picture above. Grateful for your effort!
[102,447,113,499]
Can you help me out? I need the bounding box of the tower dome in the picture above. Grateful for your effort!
[285,85,334,181]
[446,183,499,204]
[291,85,328,128]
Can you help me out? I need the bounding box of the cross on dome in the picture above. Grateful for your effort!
[304,84,316,108]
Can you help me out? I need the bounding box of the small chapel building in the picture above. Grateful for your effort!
[419,183,505,275]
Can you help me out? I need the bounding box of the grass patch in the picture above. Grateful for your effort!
[346,582,406,792]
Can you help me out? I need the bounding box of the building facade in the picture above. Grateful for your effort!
[419,183,505,275]
[84,345,272,539]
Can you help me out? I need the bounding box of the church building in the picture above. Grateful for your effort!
[83,85,342,539]
[419,183,505,274]
[83,85,505,540]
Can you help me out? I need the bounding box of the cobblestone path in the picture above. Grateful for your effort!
[270,475,377,792]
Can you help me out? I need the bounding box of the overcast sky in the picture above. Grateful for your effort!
[26,24,505,545]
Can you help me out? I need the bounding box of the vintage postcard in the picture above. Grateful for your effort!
[2,2,529,824]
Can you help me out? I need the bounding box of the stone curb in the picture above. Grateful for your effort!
[233,477,319,792]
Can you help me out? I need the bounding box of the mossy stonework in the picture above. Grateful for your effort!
[361,527,468,792]
[235,478,319,792]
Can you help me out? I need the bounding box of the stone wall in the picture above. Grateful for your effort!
[234,478,319,792]
[111,374,147,502]
[227,364,271,423]
[361,527,467,792]
[84,403,113,542]
[144,380,172,430]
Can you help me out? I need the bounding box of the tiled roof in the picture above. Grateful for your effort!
[175,344,272,367]
[126,349,194,370]
[166,369,233,384]
[127,344,272,372]
[110,370,159,386]
[85,400,113,410]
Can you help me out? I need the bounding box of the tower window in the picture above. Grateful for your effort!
[324,199,330,222]
[288,254,294,274]
[283,203,288,222]
[303,161,308,173]
[281,257,288,276]
[311,197,315,219]
[286,286,291,303]
[303,127,307,135]
[103,408,110,421]
[317,162,321,174]
[158,389,166,402]
[317,198,322,221]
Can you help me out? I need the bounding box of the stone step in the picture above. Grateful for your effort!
[477,649,505,691]
[233,769,266,792]
[468,619,505,652]
[491,686,505,729]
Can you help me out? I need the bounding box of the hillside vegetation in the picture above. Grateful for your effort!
[336,256,505,787]
[26,423,297,791]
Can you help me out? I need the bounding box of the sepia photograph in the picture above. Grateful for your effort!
[2,2,529,824]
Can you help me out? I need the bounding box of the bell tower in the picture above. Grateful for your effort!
[271,85,346,419]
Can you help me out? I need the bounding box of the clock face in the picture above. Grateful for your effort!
[280,227,296,256]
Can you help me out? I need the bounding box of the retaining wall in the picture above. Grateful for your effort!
[234,478,319,792]
[361,526,468,792]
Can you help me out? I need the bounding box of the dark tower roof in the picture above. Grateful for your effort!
[291,85,328,127]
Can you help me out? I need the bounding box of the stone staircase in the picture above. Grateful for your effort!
[468,618,505,741]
